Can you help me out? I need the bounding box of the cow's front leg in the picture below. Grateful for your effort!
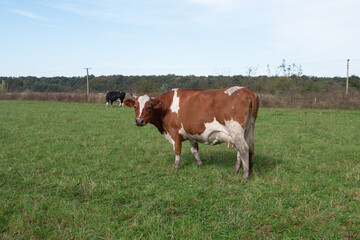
[173,134,182,169]
[190,140,202,167]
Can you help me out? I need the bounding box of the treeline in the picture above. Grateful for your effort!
[1,74,359,94]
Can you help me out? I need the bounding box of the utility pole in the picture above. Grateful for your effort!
[346,59,349,95]
[84,67,92,101]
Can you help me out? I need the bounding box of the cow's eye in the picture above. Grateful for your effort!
[147,107,152,111]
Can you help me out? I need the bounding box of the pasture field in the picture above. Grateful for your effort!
[1,100,360,239]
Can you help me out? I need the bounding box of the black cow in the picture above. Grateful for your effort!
[106,91,126,107]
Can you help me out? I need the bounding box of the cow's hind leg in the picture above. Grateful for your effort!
[190,140,202,167]
[233,136,250,183]
[248,118,255,174]
[233,151,241,174]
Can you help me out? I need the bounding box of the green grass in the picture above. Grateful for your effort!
[1,100,360,239]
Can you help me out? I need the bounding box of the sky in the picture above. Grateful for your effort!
[1,0,360,77]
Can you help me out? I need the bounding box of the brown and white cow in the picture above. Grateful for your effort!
[124,86,259,182]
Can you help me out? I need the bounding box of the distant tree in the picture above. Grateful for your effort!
[1,73,359,95]
[198,77,208,89]
[246,66,258,77]
[138,77,153,93]
[266,64,271,77]
[0,80,6,94]
[349,75,360,91]
[160,82,169,91]
[277,59,287,76]
[277,59,302,77]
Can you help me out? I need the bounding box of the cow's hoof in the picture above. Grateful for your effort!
[197,162,203,167]
[241,178,248,184]
[174,164,180,169]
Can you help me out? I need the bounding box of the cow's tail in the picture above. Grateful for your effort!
[247,91,259,173]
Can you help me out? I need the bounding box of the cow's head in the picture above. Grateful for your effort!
[124,94,162,126]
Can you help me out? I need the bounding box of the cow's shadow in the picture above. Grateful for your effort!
[177,149,282,176]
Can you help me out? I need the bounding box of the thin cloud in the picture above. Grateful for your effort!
[48,2,117,20]
[7,8,51,21]
[48,2,173,26]
[267,0,360,56]
[184,0,243,12]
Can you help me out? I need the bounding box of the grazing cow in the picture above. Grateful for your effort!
[124,87,259,182]
[106,91,126,107]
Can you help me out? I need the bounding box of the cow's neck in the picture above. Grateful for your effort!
[149,108,165,134]
[149,95,173,134]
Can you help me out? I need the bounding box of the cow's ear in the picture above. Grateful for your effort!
[151,99,163,109]
[124,99,135,108]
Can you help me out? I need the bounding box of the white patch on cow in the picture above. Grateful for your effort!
[138,95,150,117]
[179,118,244,146]
[170,89,180,114]
[225,119,245,139]
[225,86,243,96]
[174,154,180,169]
[162,132,175,149]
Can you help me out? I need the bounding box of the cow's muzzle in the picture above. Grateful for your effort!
[136,119,144,126]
